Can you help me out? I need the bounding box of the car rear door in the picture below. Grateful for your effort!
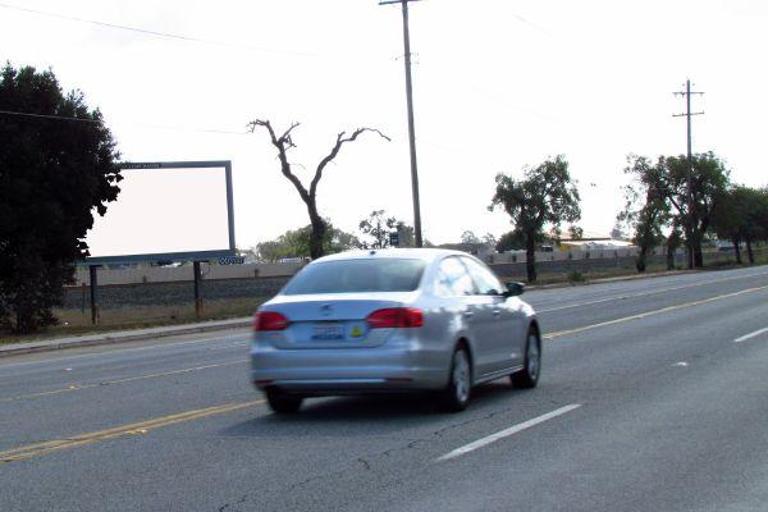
[434,257,498,377]
[461,257,524,374]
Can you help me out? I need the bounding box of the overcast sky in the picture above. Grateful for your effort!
[2,0,767,249]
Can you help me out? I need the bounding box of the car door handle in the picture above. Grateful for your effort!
[463,310,475,319]
[492,309,502,317]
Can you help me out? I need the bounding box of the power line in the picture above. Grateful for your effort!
[0,2,319,58]
[0,108,102,123]
[0,108,250,135]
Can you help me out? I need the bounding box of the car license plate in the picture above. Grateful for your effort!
[311,323,344,341]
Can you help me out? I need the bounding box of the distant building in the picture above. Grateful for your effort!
[439,242,494,261]
[558,232,636,251]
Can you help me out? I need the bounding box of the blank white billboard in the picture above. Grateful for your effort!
[83,161,234,263]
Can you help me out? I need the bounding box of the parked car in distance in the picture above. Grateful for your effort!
[251,248,541,414]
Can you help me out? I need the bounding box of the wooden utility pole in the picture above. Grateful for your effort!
[380,0,423,247]
[673,79,704,268]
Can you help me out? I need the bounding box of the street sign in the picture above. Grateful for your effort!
[389,232,400,247]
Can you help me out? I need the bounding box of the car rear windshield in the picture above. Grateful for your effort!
[282,258,426,295]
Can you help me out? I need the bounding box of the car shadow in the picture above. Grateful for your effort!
[221,380,534,438]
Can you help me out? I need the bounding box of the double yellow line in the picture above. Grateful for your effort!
[0,360,248,404]
[0,399,263,464]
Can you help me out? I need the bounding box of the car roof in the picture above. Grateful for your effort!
[309,248,471,265]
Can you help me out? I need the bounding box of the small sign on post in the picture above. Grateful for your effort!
[389,232,400,247]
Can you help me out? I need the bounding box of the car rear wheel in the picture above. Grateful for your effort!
[511,327,541,389]
[439,346,472,412]
[265,389,303,414]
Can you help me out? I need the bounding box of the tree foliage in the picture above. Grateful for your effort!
[622,152,730,269]
[460,230,481,244]
[359,210,397,249]
[619,156,671,272]
[254,223,362,263]
[0,64,120,333]
[248,119,389,260]
[489,155,581,282]
[357,210,417,249]
[711,186,768,264]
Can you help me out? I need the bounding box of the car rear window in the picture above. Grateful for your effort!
[282,258,426,295]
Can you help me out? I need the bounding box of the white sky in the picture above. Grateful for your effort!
[2,0,767,248]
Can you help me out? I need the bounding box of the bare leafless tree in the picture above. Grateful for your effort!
[249,120,390,259]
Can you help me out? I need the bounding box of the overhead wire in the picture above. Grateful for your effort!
[0,2,320,58]
[0,108,253,136]
[0,2,554,144]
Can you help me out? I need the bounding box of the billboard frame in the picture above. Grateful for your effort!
[82,160,236,265]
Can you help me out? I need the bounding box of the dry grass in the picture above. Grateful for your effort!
[0,297,267,346]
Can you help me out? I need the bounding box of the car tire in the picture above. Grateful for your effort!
[511,327,541,389]
[439,345,472,412]
[265,389,303,414]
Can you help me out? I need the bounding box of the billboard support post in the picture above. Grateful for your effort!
[89,265,100,325]
[193,261,203,319]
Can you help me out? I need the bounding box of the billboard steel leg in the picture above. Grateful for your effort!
[194,261,203,319]
[89,265,99,325]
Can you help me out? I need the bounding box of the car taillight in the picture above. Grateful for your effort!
[254,311,290,331]
[366,308,424,329]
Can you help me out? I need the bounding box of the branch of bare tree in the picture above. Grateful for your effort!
[310,127,390,198]
[249,119,309,203]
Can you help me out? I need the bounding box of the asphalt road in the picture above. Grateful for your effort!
[2,266,768,511]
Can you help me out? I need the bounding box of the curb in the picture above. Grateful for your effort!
[0,318,252,359]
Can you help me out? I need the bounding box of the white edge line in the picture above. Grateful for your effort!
[436,403,582,462]
[734,326,768,343]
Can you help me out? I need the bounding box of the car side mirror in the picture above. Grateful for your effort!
[504,282,525,298]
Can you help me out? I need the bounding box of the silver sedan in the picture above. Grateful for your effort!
[251,248,541,413]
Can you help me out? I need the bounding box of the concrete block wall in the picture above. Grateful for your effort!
[72,262,303,287]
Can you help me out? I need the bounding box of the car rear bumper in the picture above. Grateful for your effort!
[250,344,449,395]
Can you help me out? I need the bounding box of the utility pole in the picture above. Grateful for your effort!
[673,79,704,269]
[380,0,423,247]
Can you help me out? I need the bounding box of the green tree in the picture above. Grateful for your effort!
[255,223,362,262]
[460,230,481,244]
[619,156,670,272]
[625,153,729,269]
[711,186,767,264]
[359,210,397,249]
[489,155,581,282]
[496,230,526,252]
[357,210,417,249]
[0,64,121,333]
[249,120,389,260]
[567,225,584,240]
[663,153,730,268]
[482,233,498,248]
[610,221,627,241]
[622,153,729,269]
[665,220,684,270]
[395,221,416,248]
